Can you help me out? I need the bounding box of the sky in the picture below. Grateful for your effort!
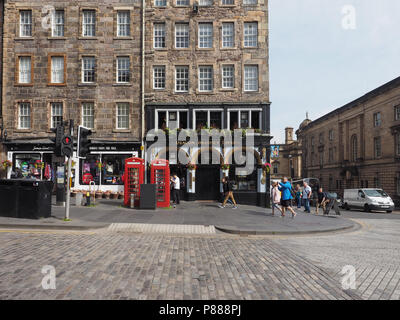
[269,0,400,143]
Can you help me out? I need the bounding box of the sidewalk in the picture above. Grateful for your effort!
[0,199,356,235]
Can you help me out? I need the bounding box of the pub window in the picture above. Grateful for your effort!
[241,111,249,128]
[156,110,189,130]
[157,111,167,130]
[229,111,239,130]
[251,111,261,130]
[228,151,257,191]
[210,111,222,129]
[80,155,101,185]
[195,111,208,129]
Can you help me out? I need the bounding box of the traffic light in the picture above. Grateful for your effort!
[77,125,92,158]
[50,124,64,157]
[61,135,74,158]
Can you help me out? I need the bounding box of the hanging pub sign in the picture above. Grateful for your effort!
[271,145,280,158]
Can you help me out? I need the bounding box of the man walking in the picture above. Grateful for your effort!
[219,177,238,209]
[171,174,180,208]
[278,177,297,218]
[302,181,312,213]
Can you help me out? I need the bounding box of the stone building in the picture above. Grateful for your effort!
[270,127,302,182]
[1,0,142,192]
[297,76,400,206]
[144,0,271,206]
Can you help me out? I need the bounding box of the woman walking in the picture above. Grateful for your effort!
[278,177,297,218]
[271,182,282,216]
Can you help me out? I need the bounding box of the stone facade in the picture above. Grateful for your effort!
[2,0,142,142]
[297,76,400,206]
[144,0,269,107]
[270,127,302,181]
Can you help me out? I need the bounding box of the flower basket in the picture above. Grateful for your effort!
[2,160,12,170]
[95,191,103,199]
[118,192,124,199]
[104,191,111,199]
[262,163,272,174]
[111,192,119,200]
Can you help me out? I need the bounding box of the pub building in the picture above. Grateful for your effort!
[145,103,272,207]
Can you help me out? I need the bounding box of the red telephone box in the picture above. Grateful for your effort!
[124,157,145,207]
[150,159,170,208]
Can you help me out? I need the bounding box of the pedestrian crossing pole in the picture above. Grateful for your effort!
[64,120,74,221]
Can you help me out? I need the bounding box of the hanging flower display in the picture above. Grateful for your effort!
[262,163,272,174]
[221,164,230,170]
[2,160,12,170]
[187,163,197,170]
[95,160,105,170]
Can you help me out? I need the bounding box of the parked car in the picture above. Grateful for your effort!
[343,189,395,213]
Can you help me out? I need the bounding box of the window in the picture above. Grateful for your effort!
[116,103,129,129]
[50,56,65,84]
[273,163,278,174]
[80,155,101,185]
[319,133,324,144]
[194,110,223,129]
[19,10,32,37]
[329,129,334,141]
[198,66,213,92]
[116,57,130,83]
[117,11,130,37]
[153,23,166,48]
[153,66,166,89]
[198,23,213,48]
[222,23,234,48]
[222,65,234,89]
[175,23,189,48]
[243,0,257,4]
[82,102,95,129]
[199,0,213,5]
[18,102,31,129]
[251,111,261,129]
[319,152,324,167]
[102,155,130,185]
[374,175,381,188]
[52,10,65,37]
[229,151,257,191]
[222,0,234,4]
[240,111,249,128]
[244,65,258,91]
[176,0,189,5]
[397,173,400,196]
[51,102,63,128]
[329,148,333,163]
[351,135,357,162]
[396,132,400,156]
[82,10,96,37]
[18,56,32,84]
[374,137,381,158]
[156,110,189,130]
[395,106,400,121]
[228,110,261,129]
[82,57,96,83]
[244,22,258,47]
[155,0,167,6]
[311,136,315,152]
[374,112,381,127]
[175,66,189,92]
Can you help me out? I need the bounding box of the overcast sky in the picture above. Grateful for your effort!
[269,0,400,143]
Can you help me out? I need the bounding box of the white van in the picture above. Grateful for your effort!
[343,189,395,213]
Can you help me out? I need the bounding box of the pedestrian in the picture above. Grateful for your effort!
[302,181,312,213]
[171,174,180,208]
[219,177,238,209]
[316,187,327,215]
[271,182,282,216]
[295,184,302,209]
[278,177,297,218]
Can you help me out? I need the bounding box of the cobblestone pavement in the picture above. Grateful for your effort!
[0,230,358,300]
[273,218,400,300]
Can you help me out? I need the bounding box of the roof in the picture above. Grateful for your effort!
[300,75,400,131]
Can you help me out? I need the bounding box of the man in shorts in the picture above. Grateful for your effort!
[278,177,297,218]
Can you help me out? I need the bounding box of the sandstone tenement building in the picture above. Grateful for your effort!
[0,0,271,206]
[296,76,400,206]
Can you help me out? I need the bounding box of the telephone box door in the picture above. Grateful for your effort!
[124,157,144,207]
[150,159,170,208]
